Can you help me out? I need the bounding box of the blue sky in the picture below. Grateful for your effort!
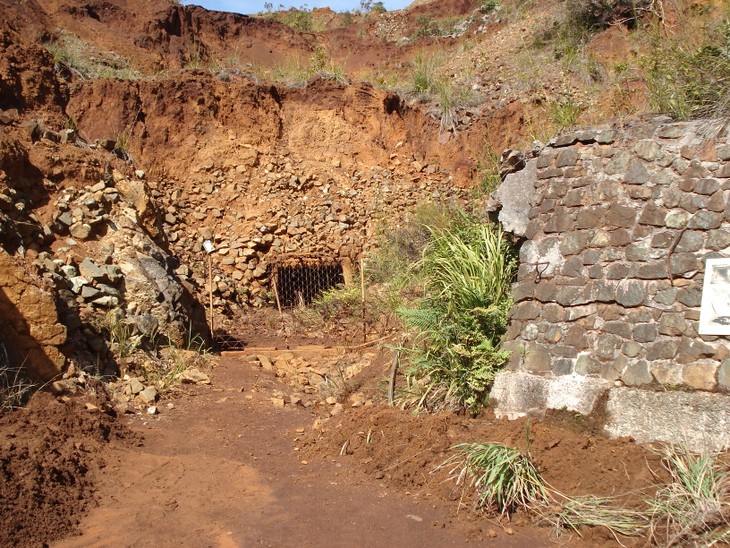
[183,0,412,15]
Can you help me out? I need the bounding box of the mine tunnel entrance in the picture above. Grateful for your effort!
[274,256,350,308]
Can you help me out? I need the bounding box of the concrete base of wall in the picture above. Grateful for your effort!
[490,371,610,419]
[605,388,730,452]
[490,371,730,451]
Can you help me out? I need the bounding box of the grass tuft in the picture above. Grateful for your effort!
[647,446,730,546]
[439,442,548,517]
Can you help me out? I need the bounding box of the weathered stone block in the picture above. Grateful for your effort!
[534,281,557,302]
[592,280,616,302]
[632,323,658,343]
[543,209,574,233]
[608,229,631,246]
[606,263,630,280]
[707,190,726,212]
[624,160,650,184]
[595,334,621,360]
[512,283,535,303]
[677,287,702,307]
[561,256,584,277]
[565,304,595,322]
[552,358,573,375]
[658,312,688,336]
[622,341,643,358]
[524,346,552,372]
[670,253,699,276]
[634,139,662,161]
[707,230,730,251]
[719,360,730,392]
[695,178,720,195]
[636,261,668,280]
[603,321,632,338]
[651,231,675,248]
[616,280,646,307]
[605,150,631,175]
[555,285,592,306]
[681,362,719,391]
[576,207,606,229]
[559,232,591,255]
[688,210,722,229]
[511,301,542,320]
[676,337,716,364]
[622,361,653,386]
[605,204,637,228]
[647,340,679,360]
[538,167,564,180]
[543,303,566,322]
[556,148,579,167]
[676,231,705,253]
[657,124,686,139]
[564,323,588,348]
[651,362,682,385]
[575,353,601,375]
[639,202,667,227]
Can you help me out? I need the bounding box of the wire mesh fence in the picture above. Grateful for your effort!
[273,255,346,308]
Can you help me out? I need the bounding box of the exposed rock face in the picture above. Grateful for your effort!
[0,249,66,381]
[499,118,730,393]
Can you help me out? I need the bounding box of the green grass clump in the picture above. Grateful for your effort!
[442,442,548,517]
[643,19,730,120]
[44,32,141,80]
[647,446,730,546]
[397,213,517,413]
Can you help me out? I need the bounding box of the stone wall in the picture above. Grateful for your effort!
[499,118,730,392]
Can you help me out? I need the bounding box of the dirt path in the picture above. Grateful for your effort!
[54,357,546,547]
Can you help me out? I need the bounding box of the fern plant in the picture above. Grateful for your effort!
[397,215,517,413]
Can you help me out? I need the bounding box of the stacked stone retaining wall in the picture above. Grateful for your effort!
[501,118,730,390]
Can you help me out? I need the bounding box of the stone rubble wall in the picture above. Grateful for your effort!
[500,118,730,393]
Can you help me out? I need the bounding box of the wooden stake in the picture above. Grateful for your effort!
[360,258,366,343]
[208,253,214,336]
[273,270,283,315]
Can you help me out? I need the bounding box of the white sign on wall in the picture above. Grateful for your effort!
[698,258,730,335]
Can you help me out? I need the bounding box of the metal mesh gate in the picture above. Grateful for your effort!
[274,256,346,308]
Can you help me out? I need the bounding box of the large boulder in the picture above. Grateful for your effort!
[0,248,66,381]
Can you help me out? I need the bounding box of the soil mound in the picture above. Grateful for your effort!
[0,386,137,547]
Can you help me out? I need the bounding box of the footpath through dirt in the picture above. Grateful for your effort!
[53,356,546,547]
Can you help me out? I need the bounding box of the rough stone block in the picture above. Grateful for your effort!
[688,210,723,229]
[632,323,657,343]
[605,204,637,228]
[523,345,552,372]
[719,360,730,392]
[621,361,653,386]
[616,280,646,307]
[634,139,662,161]
[624,160,650,184]
[695,178,720,195]
[636,261,668,280]
[494,158,537,237]
[658,313,688,337]
[604,388,730,451]
[556,148,579,167]
[551,358,573,375]
[651,362,682,385]
[681,362,719,391]
[707,230,730,251]
[647,340,679,360]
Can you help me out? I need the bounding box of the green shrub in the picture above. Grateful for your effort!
[397,213,517,413]
[643,19,730,119]
[479,0,499,13]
